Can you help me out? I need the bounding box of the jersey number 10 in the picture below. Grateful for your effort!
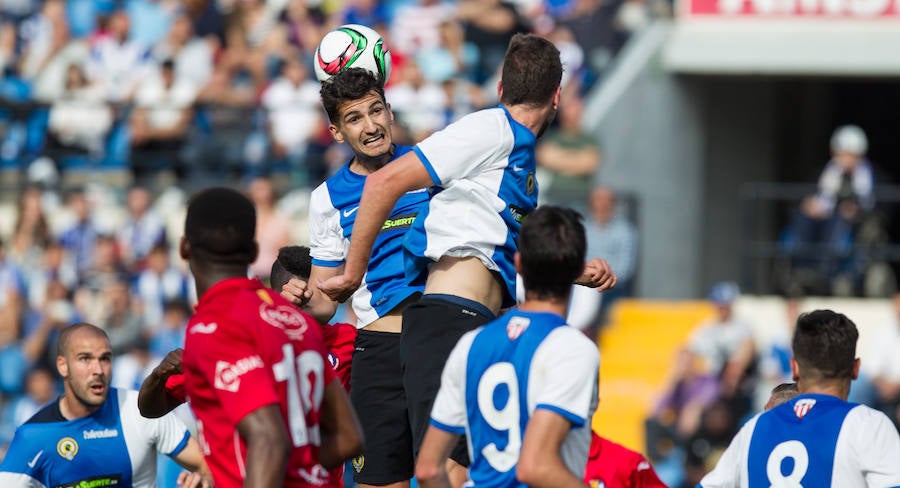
[273,344,325,448]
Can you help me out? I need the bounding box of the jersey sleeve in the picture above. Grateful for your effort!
[308,184,347,267]
[164,374,187,404]
[187,318,282,427]
[413,109,511,186]
[530,328,600,427]
[429,330,478,434]
[846,406,900,486]
[698,415,757,488]
[0,428,47,488]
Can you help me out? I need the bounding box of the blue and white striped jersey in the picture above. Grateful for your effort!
[430,310,599,487]
[700,393,900,488]
[404,106,540,308]
[0,388,190,488]
[309,145,429,327]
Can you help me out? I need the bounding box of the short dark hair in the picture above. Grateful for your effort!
[270,246,312,292]
[500,34,562,108]
[184,187,257,265]
[320,67,386,125]
[792,310,858,382]
[57,323,110,357]
[769,382,799,408]
[518,206,585,299]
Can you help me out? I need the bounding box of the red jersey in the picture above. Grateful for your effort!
[182,278,338,488]
[584,433,668,488]
[319,322,356,391]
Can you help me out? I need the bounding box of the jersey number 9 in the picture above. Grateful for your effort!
[477,362,521,472]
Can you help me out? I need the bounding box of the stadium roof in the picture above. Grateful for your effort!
[663,20,900,76]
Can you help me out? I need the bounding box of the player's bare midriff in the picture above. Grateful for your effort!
[424,256,504,316]
[362,294,419,333]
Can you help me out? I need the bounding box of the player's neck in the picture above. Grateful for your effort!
[192,262,250,298]
[350,145,395,175]
[797,379,851,401]
[505,103,555,138]
[59,393,100,420]
[518,293,570,318]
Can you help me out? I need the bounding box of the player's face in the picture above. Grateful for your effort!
[330,91,394,161]
[59,333,112,409]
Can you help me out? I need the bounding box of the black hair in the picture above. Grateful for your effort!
[270,246,312,292]
[500,34,562,108]
[792,310,858,382]
[184,187,257,265]
[518,206,586,300]
[320,67,386,125]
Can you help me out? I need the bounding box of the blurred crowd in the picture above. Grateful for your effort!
[0,0,663,192]
[0,0,659,474]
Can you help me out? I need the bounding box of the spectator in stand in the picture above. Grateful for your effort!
[561,0,626,86]
[0,22,15,76]
[867,293,900,431]
[20,278,77,372]
[0,241,28,396]
[9,186,51,271]
[152,14,215,88]
[0,367,57,447]
[391,0,455,58]
[536,89,600,212]
[340,0,391,30]
[46,63,114,162]
[85,9,152,103]
[687,282,755,406]
[755,298,799,410]
[98,279,145,357]
[129,60,198,184]
[260,57,323,183]
[247,177,291,281]
[683,398,739,486]
[16,0,69,82]
[415,19,480,85]
[125,0,180,47]
[148,299,190,360]
[385,60,448,141]
[785,125,875,296]
[117,186,167,271]
[24,241,78,315]
[455,0,529,84]
[75,235,129,321]
[133,243,190,329]
[58,188,99,273]
[584,187,637,328]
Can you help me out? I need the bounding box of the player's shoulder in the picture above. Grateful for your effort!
[843,402,896,430]
[442,106,507,135]
[545,325,599,357]
[22,399,65,425]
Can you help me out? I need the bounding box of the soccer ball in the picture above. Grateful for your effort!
[313,24,392,84]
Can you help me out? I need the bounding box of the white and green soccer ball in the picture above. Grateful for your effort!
[313,24,392,84]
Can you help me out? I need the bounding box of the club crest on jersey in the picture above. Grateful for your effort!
[507,316,530,340]
[56,437,78,460]
[793,398,817,419]
[328,353,339,370]
[526,172,535,195]
[214,355,264,392]
[259,304,309,341]
[352,455,365,473]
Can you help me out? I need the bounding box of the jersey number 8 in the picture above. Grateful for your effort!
[273,344,325,448]
[477,362,522,472]
[766,440,809,488]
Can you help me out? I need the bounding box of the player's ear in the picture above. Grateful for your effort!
[790,358,799,382]
[57,355,68,379]
[497,80,503,100]
[552,86,561,111]
[851,357,860,380]
[179,236,190,260]
[513,252,522,274]
[329,123,344,144]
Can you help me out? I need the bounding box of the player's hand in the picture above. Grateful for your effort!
[280,277,313,307]
[177,470,213,488]
[151,348,183,380]
[575,258,617,292]
[316,274,361,303]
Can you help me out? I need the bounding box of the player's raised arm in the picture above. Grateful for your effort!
[138,348,185,418]
[318,152,433,302]
[237,405,291,488]
[317,377,364,469]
